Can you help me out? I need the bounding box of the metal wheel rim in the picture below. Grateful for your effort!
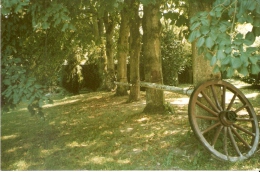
[188,80,259,162]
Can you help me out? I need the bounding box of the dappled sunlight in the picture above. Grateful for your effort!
[89,156,114,164]
[44,99,80,108]
[13,160,29,170]
[1,87,259,170]
[245,92,259,99]
[1,134,19,141]
[170,97,189,105]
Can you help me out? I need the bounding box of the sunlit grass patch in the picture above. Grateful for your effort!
[1,81,260,170]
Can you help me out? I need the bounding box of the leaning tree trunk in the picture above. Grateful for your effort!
[128,0,141,102]
[189,0,221,86]
[116,0,130,96]
[104,11,116,91]
[142,1,165,113]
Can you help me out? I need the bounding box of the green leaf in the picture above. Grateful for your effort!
[213,65,220,73]
[188,31,196,42]
[225,47,232,54]
[247,1,256,11]
[62,23,69,32]
[188,30,201,42]
[246,47,258,53]
[196,37,205,47]
[227,67,234,78]
[253,17,260,27]
[205,37,214,49]
[200,25,210,35]
[249,56,259,64]
[209,30,218,41]
[251,64,260,74]
[1,7,11,15]
[198,46,205,55]
[231,58,242,69]
[209,10,215,17]
[216,50,226,59]
[223,0,231,6]
[253,26,260,36]
[205,52,213,60]
[244,32,255,46]
[256,3,260,14]
[239,67,249,76]
[210,55,217,66]
[201,19,210,26]
[191,21,201,31]
[221,56,231,65]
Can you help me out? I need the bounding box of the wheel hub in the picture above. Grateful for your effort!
[219,111,237,126]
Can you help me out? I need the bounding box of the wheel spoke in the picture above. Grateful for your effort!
[227,93,237,111]
[211,125,223,147]
[223,127,228,156]
[210,85,222,111]
[228,127,242,156]
[196,101,219,117]
[188,80,259,162]
[234,104,248,113]
[222,86,226,110]
[201,122,221,135]
[196,115,218,121]
[231,126,251,149]
[233,123,255,137]
[236,118,254,122]
[201,90,221,113]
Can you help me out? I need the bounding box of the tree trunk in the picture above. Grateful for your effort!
[142,1,165,113]
[116,0,130,96]
[104,11,116,91]
[94,16,108,91]
[128,0,141,102]
[189,0,221,86]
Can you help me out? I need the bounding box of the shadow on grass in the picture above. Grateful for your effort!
[1,91,260,170]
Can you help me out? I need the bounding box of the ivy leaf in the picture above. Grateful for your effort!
[205,36,214,49]
[196,37,205,47]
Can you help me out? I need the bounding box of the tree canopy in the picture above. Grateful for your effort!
[189,0,260,78]
[1,0,260,112]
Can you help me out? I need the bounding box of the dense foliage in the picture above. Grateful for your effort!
[189,0,260,78]
[161,28,192,86]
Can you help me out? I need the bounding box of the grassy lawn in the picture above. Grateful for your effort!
[1,79,260,170]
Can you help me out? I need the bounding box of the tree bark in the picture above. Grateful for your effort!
[116,0,130,96]
[142,1,165,113]
[189,0,221,86]
[104,11,116,91]
[128,0,141,102]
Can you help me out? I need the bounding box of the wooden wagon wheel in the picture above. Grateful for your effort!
[188,80,259,162]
